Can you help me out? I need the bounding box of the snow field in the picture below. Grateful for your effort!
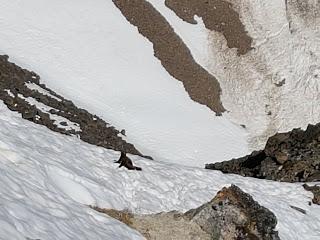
[0,102,319,240]
[0,0,249,167]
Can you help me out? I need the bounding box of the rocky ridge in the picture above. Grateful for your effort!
[0,55,145,157]
[206,123,320,182]
[303,184,320,205]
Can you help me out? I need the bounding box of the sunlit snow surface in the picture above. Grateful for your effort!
[0,1,319,239]
[0,102,319,240]
[0,0,249,167]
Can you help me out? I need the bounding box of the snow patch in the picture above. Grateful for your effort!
[18,93,81,132]
[25,82,62,101]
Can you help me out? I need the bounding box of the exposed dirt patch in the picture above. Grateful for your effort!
[91,206,210,240]
[90,207,134,226]
[91,185,280,240]
[206,123,320,182]
[113,0,225,114]
[165,0,253,55]
[0,55,146,157]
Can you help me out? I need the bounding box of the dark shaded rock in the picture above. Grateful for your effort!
[303,184,320,205]
[120,129,126,136]
[206,123,320,182]
[306,172,320,182]
[60,121,68,126]
[0,54,147,158]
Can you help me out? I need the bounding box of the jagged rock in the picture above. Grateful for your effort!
[206,124,320,182]
[185,185,280,240]
[93,185,280,240]
[303,184,320,205]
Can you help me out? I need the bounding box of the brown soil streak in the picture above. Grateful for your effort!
[113,0,225,114]
[165,0,253,55]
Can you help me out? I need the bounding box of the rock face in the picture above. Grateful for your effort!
[303,184,320,205]
[185,185,280,240]
[206,124,320,182]
[0,55,145,157]
[93,185,280,240]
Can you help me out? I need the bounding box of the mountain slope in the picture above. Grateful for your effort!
[0,0,319,239]
[0,0,249,167]
[0,102,319,239]
[146,0,320,150]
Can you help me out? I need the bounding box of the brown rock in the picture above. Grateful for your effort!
[303,184,320,205]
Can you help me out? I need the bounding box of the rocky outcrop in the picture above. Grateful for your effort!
[0,55,146,157]
[303,184,320,205]
[93,185,280,240]
[206,123,320,182]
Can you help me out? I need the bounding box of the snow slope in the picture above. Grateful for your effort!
[0,0,249,167]
[148,0,320,151]
[0,1,319,239]
[1,0,318,166]
[0,102,319,240]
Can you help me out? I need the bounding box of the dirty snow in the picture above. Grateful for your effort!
[0,102,319,240]
[149,0,320,151]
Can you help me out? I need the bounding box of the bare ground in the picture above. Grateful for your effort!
[165,0,253,55]
[113,0,225,114]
